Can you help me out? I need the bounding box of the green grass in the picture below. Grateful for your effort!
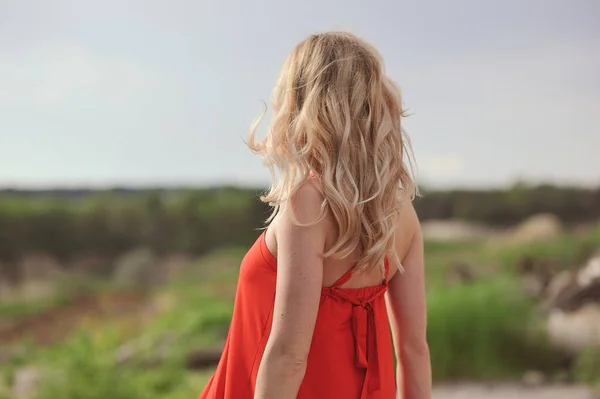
[422,226,600,381]
[0,297,67,320]
[2,225,599,398]
[35,331,197,399]
[23,248,245,399]
[494,224,600,272]
[426,277,560,380]
[574,348,600,388]
[0,274,116,322]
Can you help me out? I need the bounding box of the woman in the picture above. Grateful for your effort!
[199,31,431,399]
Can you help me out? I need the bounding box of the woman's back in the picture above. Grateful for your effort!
[263,182,401,289]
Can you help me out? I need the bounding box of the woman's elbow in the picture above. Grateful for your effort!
[400,340,430,360]
[262,346,308,377]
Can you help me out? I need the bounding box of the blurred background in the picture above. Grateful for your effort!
[1,1,599,398]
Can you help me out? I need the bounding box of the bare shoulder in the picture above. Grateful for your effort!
[268,178,331,260]
[281,178,328,226]
[268,179,330,255]
[399,199,420,232]
[393,199,422,262]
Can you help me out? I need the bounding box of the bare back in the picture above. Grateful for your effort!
[264,188,418,289]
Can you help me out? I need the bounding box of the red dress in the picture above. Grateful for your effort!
[199,230,396,398]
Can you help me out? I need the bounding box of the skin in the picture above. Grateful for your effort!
[386,203,432,399]
[254,179,431,399]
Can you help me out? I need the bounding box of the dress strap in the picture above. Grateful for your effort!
[330,257,390,289]
[329,265,355,289]
[383,257,389,282]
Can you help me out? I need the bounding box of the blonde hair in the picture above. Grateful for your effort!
[248,32,417,273]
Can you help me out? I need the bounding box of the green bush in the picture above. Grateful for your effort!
[2,184,599,272]
[36,334,193,399]
[495,223,600,273]
[574,348,600,387]
[3,227,598,396]
[0,188,269,271]
[33,321,207,399]
[426,277,558,380]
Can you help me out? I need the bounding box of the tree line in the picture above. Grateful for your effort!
[0,184,598,265]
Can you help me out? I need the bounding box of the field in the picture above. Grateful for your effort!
[0,187,599,398]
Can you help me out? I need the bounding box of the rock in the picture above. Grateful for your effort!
[186,348,223,369]
[545,251,600,355]
[547,303,600,354]
[421,220,494,241]
[509,213,563,244]
[11,366,40,398]
[115,340,139,365]
[68,254,112,275]
[155,254,194,283]
[543,270,575,309]
[431,383,593,399]
[553,282,600,312]
[151,292,177,314]
[577,252,600,287]
[523,275,546,299]
[0,260,20,284]
[546,251,600,312]
[112,248,158,290]
[551,370,570,383]
[115,333,179,366]
[522,370,545,386]
[0,278,15,302]
[15,280,57,302]
[0,345,27,364]
[18,253,64,281]
[516,256,552,276]
[445,261,477,286]
[516,257,554,299]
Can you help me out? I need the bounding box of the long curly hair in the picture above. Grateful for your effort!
[248,31,418,273]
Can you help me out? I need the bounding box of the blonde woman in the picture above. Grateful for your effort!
[199,32,431,399]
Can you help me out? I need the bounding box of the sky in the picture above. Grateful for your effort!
[0,0,599,189]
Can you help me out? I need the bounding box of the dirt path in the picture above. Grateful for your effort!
[0,292,147,345]
[433,383,594,399]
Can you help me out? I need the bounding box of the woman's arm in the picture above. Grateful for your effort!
[254,181,327,399]
[385,203,431,399]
